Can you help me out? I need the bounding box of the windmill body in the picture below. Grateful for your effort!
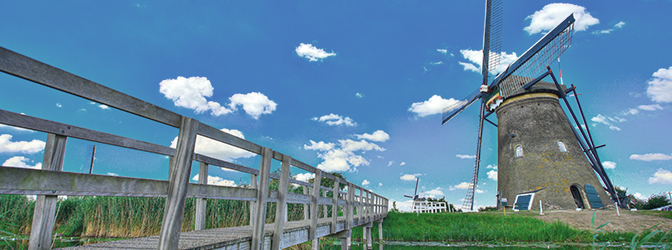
[495,82,611,210]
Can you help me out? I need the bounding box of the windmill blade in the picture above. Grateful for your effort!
[404,195,414,198]
[441,90,481,125]
[481,0,503,84]
[490,14,575,98]
[414,178,420,196]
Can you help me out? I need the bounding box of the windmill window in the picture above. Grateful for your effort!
[558,141,567,152]
[513,193,535,211]
[515,146,523,158]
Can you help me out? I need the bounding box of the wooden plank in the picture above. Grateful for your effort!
[195,154,259,175]
[194,162,208,231]
[271,154,292,250]
[0,109,175,156]
[0,46,182,128]
[252,147,272,250]
[309,169,322,240]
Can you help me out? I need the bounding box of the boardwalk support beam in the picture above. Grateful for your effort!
[158,117,199,250]
[271,154,292,250]
[252,147,272,250]
[194,162,208,231]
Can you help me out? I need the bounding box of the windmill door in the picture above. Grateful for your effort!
[570,185,584,209]
[584,184,604,209]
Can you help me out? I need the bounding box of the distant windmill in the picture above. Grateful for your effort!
[442,0,620,211]
[404,178,426,213]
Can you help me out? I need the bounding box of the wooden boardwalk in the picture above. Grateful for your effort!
[62,216,382,250]
[0,46,388,250]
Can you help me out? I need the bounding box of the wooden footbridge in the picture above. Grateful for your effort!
[0,47,388,250]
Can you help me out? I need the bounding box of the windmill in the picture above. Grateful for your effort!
[404,178,426,213]
[442,0,620,211]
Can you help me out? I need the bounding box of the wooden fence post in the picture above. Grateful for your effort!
[252,147,272,250]
[158,117,198,250]
[310,169,322,245]
[28,133,66,250]
[194,162,208,230]
[303,185,309,221]
[346,183,353,230]
[331,177,340,233]
[250,173,258,226]
[271,154,292,250]
[358,188,363,224]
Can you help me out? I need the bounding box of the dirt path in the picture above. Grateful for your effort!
[534,209,672,233]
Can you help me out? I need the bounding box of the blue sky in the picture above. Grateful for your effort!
[1,1,671,211]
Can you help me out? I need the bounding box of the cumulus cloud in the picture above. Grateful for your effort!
[449,182,472,190]
[379,183,383,186]
[107,172,119,176]
[487,170,498,181]
[602,161,616,169]
[312,113,357,126]
[293,172,315,182]
[2,156,42,169]
[456,154,476,159]
[56,103,62,108]
[437,49,448,54]
[362,179,370,186]
[192,174,237,187]
[646,66,672,103]
[424,187,444,198]
[648,168,672,184]
[591,114,622,131]
[409,95,466,117]
[633,192,645,200]
[400,162,406,166]
[303,139,385,172]
[524,3,599,35]
[630,153,672,161]
[160,76,276,119]
[458,49,519,75]
[356,93,364,98]
[355,130,390,142]
[400,173,421,181]
[0,124,33,133]
[486,164,498,170]
[295,43,336,62]
[171,128,255,162]
[388,161,394,167]
[0,134,45,154]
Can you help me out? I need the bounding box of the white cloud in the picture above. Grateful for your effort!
[592,21,626,35]
[400,173,421,181]
[591,114,621,131]
[630,153,672,161]
[430,61,443,65]
[424,187,444,198]
[400,162,406,166]
[304,139,385,172]
[639,104,663,111]
[171,128,255,162]
[356,93,364,98]
[107,172,119,176]
[0,134,45,154]
[192,174,237,187]
[362,179,370,186]
[646,66,672,103]
[409,95,466,117]
[56,103,62,108]
[304,140,335,151]
[160,76,276,119]
[458,49,519,75]
[623,108,639,115]
[293,172,315,182]
[2,156,41,169]
[524,3,599,35]
[312,113,357,126]
[487,170,498,181]
[633,192,645,200]
[99,104,110,110]
[229,93,278,119]
[379,183,383,186]
[648,169,672,184]
[602,161,616,169]
[456,154,475,159]
[449,182,472,190]
[295,43,336,62]
[387,161,394,167]
[475,189,485,194]
[437,49,447,54]
[486,164,498,170]
[355,130,390,142]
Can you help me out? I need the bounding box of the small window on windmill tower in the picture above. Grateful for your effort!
[515,146,523,158]
[558,141,567,152]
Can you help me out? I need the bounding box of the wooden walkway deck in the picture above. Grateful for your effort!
[61,216,382,250]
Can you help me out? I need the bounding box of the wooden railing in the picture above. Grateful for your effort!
[0,46,388,250]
